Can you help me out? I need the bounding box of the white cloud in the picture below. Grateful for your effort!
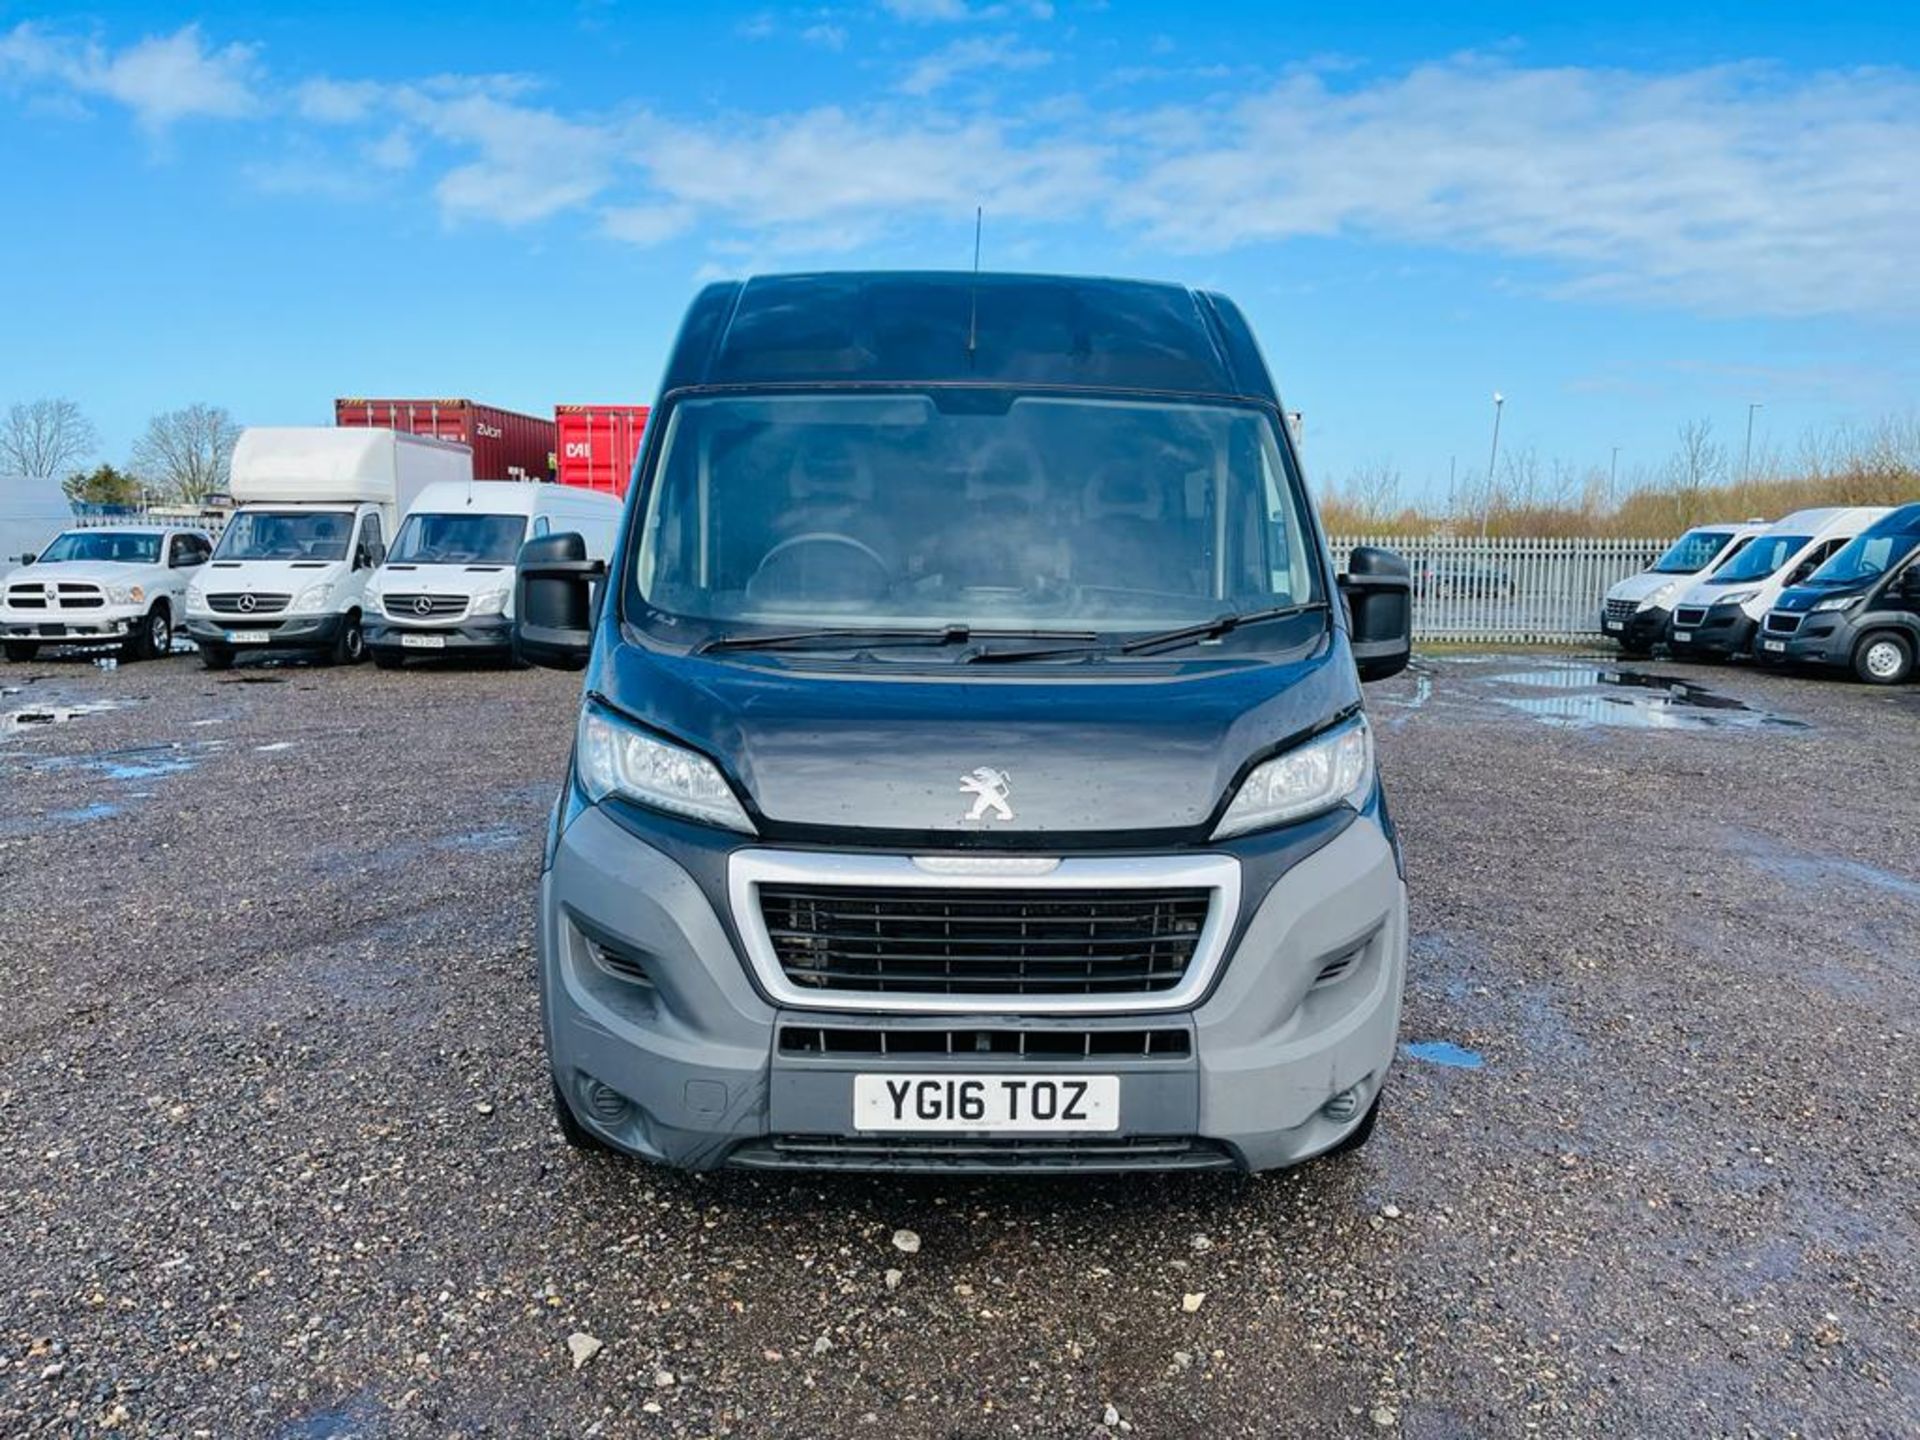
[600,202,695,247]
[400,91,622,224]
[899,35,1051,95]
[802,24,849,51]
[0,21,259,130]
[1113,58,1920,316]
[296,77,381,124]
[363,128,417,172]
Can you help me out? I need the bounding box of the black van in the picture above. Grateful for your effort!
[1757,502,1920,684]
[513,272,1413,1174]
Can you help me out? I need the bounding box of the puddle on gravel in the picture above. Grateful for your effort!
[275,1392,390,1440]
[3,699,127,735]
[1489,664,1808,732]
[26,740,221,782]
[1406,1040,1484,1069]
[0,800,123,837]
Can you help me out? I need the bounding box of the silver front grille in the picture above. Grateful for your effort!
[207,592,291,615]
[1604,598,1637,623]
[382,593,468,620]
[729,851,1242,1015]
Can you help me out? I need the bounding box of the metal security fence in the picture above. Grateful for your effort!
[1329,535,1665,644]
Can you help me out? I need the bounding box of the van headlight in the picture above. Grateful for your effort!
[106,584,145,604]
[1213,715,1374,840]
[292,582,334,614]
[1640,581,1680,610]
[1811,593,1862,612]
[471,586,512,616]
[1714,588,1758,607]
[576,703,754,833]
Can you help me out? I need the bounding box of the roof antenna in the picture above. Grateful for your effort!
[966,205,982,360]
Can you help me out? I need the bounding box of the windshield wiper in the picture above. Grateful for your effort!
[963,602,1328,665]
[695,624,1099,655]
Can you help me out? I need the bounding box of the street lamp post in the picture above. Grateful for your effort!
[1742,403,1762,483]
[1481,391,1504,539]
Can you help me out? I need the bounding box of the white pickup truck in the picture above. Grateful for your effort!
[1,524,214,662]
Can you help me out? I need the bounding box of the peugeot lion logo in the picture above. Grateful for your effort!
[959,767,1014,823]
[236,592,257,613]
[413,595,434,616]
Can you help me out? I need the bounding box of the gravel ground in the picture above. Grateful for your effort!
[1,647,1916,1439]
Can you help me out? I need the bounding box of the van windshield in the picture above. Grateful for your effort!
[1651,529,1733,574]
[634,392,1318,634]
[215,510,353,562]
[35,531,162,564]
[1809,530,1913,587]
[1708,535,1807,583]
[389,512,527,565]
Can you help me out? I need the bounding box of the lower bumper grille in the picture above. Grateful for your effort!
[1671,606,1709,628]
[776,1025,1191,1059]
[1764,612,1803,635]
[759,884,1211,998]
[728,1134,1238,1173]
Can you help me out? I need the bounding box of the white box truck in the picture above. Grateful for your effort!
[182,427,471,669]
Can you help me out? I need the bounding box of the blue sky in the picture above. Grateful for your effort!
[3,0,1917,505]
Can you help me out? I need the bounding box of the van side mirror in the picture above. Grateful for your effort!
[19,552,35,566]
[366,541,386,569]
[1338,546,1412,682]
[515,531,603,671]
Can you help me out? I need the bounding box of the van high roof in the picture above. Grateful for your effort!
[660,271,1279,401]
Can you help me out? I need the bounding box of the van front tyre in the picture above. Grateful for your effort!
[1854,631,1914,685]
[551,1077,613,1153]
[320,612,365,667]
[3,640,37,663]
[199,643,235,671]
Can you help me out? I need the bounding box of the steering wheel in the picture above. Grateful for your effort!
[747,532,892,603]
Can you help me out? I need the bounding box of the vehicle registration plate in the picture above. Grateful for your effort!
[401,633,447,649]
[1604,620,1622,631]
[225,631,270,645]
[853,1073,1119,1133]
[1672,631,1691,643]
[1763,639,1786,652]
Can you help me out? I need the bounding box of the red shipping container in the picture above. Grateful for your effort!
[554,405,649,498]
[334,398,555,483]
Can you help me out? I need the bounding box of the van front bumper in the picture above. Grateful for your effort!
[1667,607,1756,659]
[183,613,345,652]
[365,617,512,655]
[1753,616,1850,667]
[540,805,1408,1174]
[1601,605,1669,650]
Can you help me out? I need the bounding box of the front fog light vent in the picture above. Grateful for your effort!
[587,936,656,987]
[1313,941,1367,989]
[1321,1085,1364,1123]
[583,1079,630,1125]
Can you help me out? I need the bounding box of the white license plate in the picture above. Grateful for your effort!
[1672,631,1691,643]
[853,1073,1119,1133]
[1604,620,1622,631]
[1763,639,1786,652]
[225,631,270,645]
[400,633,447,649]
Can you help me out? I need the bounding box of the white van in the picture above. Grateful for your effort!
[183,428,471,669]
[1668,506,1889,661]
[1600,520,1771,654]
[364,481,622,667]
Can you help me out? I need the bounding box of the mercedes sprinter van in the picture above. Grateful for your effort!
[1667,506,1887,661]
[1757,502,1920,684]
[514,272,1414,1174]
[365,480,621,667]
[184,428,470,669]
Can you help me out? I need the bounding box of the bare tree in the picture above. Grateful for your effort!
[1664,418,1728,527]
[1,398,97,477]
[131,404,240,503]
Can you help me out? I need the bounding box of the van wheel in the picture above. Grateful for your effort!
[3,640,37,663]
[200,643,235,671]
[1854,631,1914,685]
[320,612,365,667]
[124,604,171,662]
[552,1076,613,1153]
[372,648,405,671]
